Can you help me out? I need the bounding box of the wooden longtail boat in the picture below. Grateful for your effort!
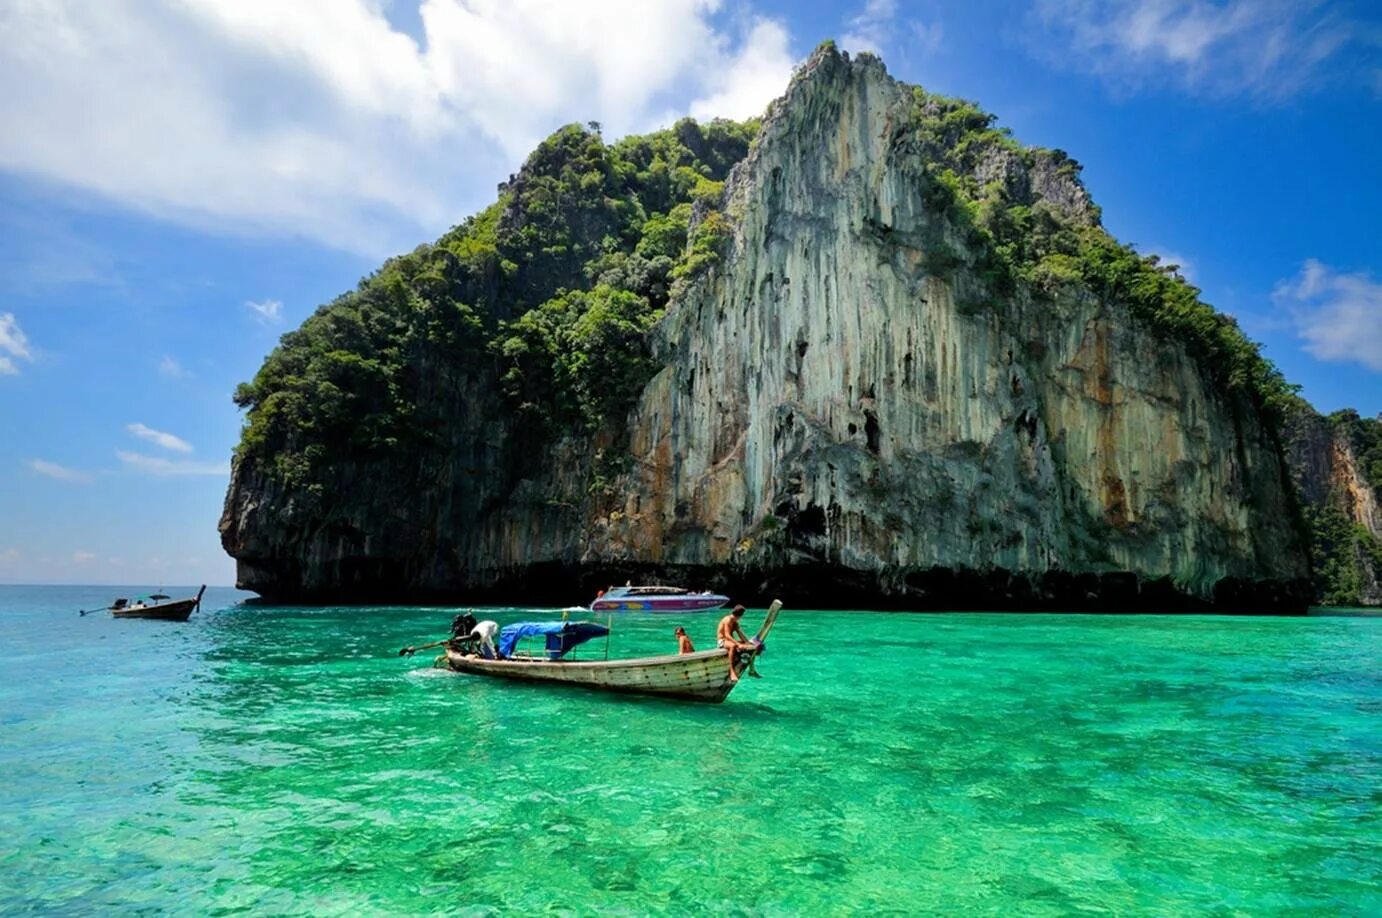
[442,601,782,703]
[98,586,206,621]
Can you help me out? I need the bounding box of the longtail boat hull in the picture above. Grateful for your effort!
[111,599,198,622]
[110,586,205,622]
[445,648,742,702]
[443,601,782,703]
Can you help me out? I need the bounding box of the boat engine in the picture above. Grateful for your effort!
[451,612,478,639]
[449,611,481,656]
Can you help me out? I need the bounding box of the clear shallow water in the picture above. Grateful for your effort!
[0,586,1377,914]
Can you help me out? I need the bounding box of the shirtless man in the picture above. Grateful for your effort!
[715,605,759,682]
[674,626,695,654]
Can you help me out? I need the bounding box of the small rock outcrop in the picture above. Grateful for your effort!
[1284,407,1382,606]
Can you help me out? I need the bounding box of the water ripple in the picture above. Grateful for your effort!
[0,589,1377,912]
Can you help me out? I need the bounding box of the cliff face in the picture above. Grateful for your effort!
[221,47,1312,611]
[583,50,1305,610]
[1285,408,1382,606]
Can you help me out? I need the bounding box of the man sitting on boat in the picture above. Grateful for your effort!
[675,626,695,654]
[716,606,761,682]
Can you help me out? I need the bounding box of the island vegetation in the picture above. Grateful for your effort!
[229,46,1366,604]
[233,84,1298,484]
[902,87,1299,428]
[233,117,757,486]
[1296,408,1382,605]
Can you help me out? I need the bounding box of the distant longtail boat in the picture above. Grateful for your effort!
[81,585,206,621]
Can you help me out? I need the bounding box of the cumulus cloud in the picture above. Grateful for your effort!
[688,18,795,121]
[73,550,96,564]
[1032,0,1358,99]
[246,299,283,324]
[421,0,784,152]
[29,459,92,483]
[117,450,228,476]
[0,0,796,255]
[127,422,194,454]
[0,312,32,375]
[1273,259,1382,372]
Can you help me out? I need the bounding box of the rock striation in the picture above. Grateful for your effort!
[222,46,1313,611]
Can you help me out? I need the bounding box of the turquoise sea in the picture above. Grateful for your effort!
[0,585,1377,914]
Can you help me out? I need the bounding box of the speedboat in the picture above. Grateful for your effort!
[590,584,730,613]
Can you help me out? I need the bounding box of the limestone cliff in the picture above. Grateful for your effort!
[221,46,1312,611]
[1285,407,1382,606]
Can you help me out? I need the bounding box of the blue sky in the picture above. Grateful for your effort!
[1,0,1379,587]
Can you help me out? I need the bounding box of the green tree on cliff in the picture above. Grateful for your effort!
[233,117,756,485]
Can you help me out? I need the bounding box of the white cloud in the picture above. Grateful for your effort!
[29,458,92,483]
[127,422,194,454]
[0,548,21,563]
[0,1,796,255]
[117,450,228,476]
[159,355,188,378]
[841,0,897,56]
[1033,0,1356,98]
[73,550,96,564]
[424,0,737,151]
[246,299,283,324]
[688,19,795,122]
[0,312,32,375]
[1273,259,1382,372]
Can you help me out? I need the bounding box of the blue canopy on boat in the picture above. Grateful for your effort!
[498,621,610,660]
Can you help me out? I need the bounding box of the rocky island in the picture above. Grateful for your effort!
[221,44,1377,612]
[1286,406,1382,606]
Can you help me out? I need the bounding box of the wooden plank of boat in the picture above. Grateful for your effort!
[111,586,206,622]
[444,600,783,703]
